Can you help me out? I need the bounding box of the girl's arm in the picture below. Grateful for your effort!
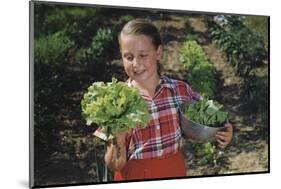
[104,132,127,171]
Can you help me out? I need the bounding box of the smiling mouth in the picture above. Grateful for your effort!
[134,69,146,75]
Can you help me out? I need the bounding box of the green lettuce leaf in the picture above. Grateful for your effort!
[81,78,150,135]
[185,98,228,127]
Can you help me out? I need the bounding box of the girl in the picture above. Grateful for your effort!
[104,18,233,181]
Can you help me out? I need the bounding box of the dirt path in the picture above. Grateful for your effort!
[156,15,268,175]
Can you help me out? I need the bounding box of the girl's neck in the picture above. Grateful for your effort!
[131,74,160,98]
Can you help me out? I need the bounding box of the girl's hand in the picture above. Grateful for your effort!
[115,131,127,147]
[104,129,132,171]
[215,122,233,149]
[114,128,132,147]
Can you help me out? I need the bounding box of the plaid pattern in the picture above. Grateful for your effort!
[126,76,201,160]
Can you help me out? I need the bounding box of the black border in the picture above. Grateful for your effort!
[29,0,270,188]
[267,16,270,175]
[31,0,270,17]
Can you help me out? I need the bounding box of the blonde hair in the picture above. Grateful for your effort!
[119,18,163,75]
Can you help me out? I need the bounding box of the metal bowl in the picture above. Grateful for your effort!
[180,114,224,142]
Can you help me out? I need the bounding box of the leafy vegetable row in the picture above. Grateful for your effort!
[180,40,216,98]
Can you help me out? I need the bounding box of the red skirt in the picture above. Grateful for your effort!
[114,150,186,181]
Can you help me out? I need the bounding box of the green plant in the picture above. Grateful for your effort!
[180,40,216,98]
[199,142,217,165]
[78,27,119,73]
[209,16,267,77]
[43,7,103,47]
[34,31,73,65]
[191,142,218,166]
[118,15,134,26]
[208,15,268,121]
[185,98,228,127]
[81,78,150,136]
[244,16,268,47]
[88,28,114,57]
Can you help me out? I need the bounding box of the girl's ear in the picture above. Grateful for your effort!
[156,45,163,60]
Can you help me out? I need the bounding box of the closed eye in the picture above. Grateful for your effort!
[140,54,148,58]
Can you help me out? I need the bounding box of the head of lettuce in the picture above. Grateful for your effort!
[81,78,150,137]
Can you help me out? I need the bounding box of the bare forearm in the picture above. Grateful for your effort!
[104,143,127,171]
[111,146,127,171]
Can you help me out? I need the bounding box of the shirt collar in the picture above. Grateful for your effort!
[158,76,174,89]
[127,76,174,92]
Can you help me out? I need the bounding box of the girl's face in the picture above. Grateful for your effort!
[120,34,162,84]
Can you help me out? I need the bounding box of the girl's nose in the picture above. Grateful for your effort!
[132,58,140,68]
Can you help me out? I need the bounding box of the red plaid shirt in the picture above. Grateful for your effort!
[125,76,201,160]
